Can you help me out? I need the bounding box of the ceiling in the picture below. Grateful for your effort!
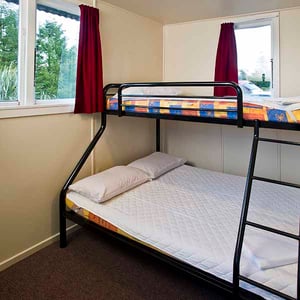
[102,0,300,24]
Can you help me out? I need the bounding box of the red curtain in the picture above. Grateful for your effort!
[214,23,238,97]
[74,5,104,113]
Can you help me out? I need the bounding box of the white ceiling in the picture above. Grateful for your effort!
[102,0,300,24]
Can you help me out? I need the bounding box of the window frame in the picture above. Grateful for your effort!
[234,12,280,98]
[0,0,79,119]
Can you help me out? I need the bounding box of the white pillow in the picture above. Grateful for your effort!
[121,87,145,95]
[128,152,186,179]
[112,87,181,98]
[141,87,181,96]
[68,166,149,203]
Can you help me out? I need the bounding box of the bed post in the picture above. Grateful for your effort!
[59,193,67,248]
[156,118,160,152]
[59,112,107,248]
[297,222,300,299]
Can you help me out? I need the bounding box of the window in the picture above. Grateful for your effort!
[235,14,279,99]
[0,0,79,117]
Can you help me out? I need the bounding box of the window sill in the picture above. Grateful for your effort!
[0,103,75,119]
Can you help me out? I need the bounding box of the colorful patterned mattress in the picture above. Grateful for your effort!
[106,96,300,123]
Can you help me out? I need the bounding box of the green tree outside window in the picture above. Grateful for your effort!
[0,2,78,102]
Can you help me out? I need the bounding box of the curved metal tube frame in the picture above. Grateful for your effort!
[116,81,243,127]
[59,111,107,247]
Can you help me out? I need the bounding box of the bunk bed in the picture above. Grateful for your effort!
[59,82,300,300]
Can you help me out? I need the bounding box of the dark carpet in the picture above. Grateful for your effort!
[0,228,230,300]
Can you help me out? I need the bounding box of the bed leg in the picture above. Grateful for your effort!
[232,288,240,300]
[60,212,67,248]
[59,192,67,248]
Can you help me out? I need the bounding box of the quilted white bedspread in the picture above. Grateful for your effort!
[67,165,299,299]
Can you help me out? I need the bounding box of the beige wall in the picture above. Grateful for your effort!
[100,1,163,84]
[163,8,300,183]
[0,115,91,266]
[0,0,162,269]
[280,9,300,97]
[164,18,219,82]
[95,115,156,172]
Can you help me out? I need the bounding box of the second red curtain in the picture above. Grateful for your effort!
[214,23,238,97]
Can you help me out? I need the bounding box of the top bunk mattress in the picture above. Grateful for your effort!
[106,96,300,124]
[66,165,299,300]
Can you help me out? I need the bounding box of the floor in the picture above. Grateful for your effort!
[0,228,230,300]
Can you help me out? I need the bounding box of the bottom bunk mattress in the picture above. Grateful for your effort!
[66,165,299,299]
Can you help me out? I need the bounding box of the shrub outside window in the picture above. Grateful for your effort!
[0,0,19,102]
[35,4,79,101]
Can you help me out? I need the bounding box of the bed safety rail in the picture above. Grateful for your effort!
[104,81,244,128]
[233,119,300,300]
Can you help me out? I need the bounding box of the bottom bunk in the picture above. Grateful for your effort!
[64,158,299,300]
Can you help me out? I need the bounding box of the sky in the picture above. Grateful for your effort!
[235,26,271,79]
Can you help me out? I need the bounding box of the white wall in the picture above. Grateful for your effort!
[280,9,300,97]
[163,8,300,184]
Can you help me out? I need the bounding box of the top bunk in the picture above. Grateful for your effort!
[104,81,300,131]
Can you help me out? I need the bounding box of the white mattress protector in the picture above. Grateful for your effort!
[67,165,299,299]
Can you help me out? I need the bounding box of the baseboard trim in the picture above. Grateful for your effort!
[0,224,78,272]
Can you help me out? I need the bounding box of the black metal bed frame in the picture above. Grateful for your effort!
[60,81,300,300]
